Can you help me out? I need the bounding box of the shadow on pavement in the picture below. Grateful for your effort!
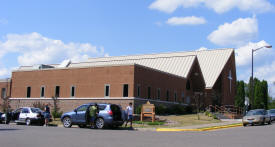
[0,128,21,131]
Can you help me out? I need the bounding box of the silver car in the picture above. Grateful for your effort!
[243,109,271,126]
[268,109,275,121]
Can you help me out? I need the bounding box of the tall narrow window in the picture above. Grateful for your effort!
[181,92,185,103]
[71,86,75,97]
[40,86,45,97]
[186,80,191,90]
[147,86,151,99]
[174,92,177,102]
[123,84,129,97]
[105,84,110,97]
[137,84,141,97]
[27,87,31,98]
[55,86,60,98]
[166,90,169,101]
[1,88,6,98]
[157,88,161,100]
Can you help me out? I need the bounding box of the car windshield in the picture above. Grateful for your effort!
[31,108,42,113]
[246,110,264,116]
[269,110,275,114]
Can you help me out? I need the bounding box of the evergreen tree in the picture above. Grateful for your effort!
[254,79,264,109]
[235,81,245,108]
[262,80,268,109]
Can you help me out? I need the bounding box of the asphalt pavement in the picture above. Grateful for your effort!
[0,123,274,147]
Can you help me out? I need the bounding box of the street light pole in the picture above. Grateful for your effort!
[251,45,272,109]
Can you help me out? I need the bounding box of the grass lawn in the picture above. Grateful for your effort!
[160,114,221,127]
[132,113,221,128]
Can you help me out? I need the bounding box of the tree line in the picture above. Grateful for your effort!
[235,77,272,109]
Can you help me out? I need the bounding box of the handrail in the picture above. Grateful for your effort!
[207,105,243,118]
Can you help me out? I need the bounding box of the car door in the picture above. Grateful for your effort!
[12,108,22,121]
[74,105,88,124]
[19,108,29,123]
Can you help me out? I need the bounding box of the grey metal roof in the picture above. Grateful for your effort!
[83,48,234,88]
[70,55,197,78]
[16,48,234,88]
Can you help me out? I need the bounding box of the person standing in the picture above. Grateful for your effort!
[125,102,133,128]
[44,104,50,126]
[89,103,98,128]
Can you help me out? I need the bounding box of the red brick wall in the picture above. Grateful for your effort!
[11,65,135,98]
[221,52,236,105]
[134,65,187,103]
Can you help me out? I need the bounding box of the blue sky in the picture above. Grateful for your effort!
[0,0,275,96]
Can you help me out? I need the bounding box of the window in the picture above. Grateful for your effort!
[76,105,88,112]
[147,86,151,99]
[1,88,6,98]
[71,86,75,97]
[186,80,191,90]
[22,108,29,113]
[166,90,169,101]
[186,96,190,104]
[27,87,31,98]
[105,84,110,97]
[40,86,45,97]
[157,88,161,100]
[55,86,60,98]
[123,84,129,97]
[181,92,185,103]
[174,92,177,102]
[137,84,141,97]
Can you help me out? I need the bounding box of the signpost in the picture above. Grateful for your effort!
[140,101,155,122]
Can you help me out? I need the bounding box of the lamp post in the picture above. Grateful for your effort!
[251,45,272,108]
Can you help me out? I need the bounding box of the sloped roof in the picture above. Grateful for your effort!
[16,48,234,88]
[83,48,234,88]
[70,55,197,78]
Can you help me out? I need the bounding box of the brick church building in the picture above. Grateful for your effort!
[0,48,236,111]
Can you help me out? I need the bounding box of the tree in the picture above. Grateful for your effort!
[262,80,268,109]
[1,96,11,113]
[235,81,245,108]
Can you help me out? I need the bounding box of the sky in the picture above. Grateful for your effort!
[0,0,275,97]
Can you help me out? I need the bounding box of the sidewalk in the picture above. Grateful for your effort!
[137,119,242,131]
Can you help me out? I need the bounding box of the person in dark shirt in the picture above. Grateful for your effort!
[44,104,50,126]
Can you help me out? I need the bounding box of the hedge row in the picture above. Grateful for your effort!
[135,104,193,115]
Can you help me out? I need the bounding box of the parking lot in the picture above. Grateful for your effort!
[1,122,275,147]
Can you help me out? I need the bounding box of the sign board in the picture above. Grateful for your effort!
[141,101,155,122]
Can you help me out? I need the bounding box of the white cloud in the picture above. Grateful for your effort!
[149,0,274,14]
[208,16,258,46]
[204,0,274,14]
[235,40,272,66]
[196,46,208,51]
[0,32,105,66]
[0,68,8,76]
[166,16,206,26]
[149,0,202,13]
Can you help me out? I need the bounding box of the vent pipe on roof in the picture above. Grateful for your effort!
[58,59,71,68]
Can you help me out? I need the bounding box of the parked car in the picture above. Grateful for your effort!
[268,109,275,121]
[0,112,3,123]
[242,109,271,126]
[1,107,48,126]
[61,103,125,129]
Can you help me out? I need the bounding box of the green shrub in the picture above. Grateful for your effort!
[155,104,166,115]
[51,110,63,119]
[134,105,142,114]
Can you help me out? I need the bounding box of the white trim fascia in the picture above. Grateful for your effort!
[9,97,136,100]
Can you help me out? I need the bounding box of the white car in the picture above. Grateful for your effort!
[2,107,46,126]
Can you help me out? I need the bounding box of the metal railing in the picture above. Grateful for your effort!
[207,105,243,119]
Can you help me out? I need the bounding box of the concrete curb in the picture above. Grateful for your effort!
[156,123,243,132]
